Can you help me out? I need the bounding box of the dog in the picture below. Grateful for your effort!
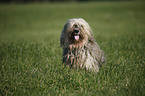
[60,18,105,72]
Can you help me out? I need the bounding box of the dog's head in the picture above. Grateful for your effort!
[60,18,94,48]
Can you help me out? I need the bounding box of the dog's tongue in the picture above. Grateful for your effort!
[74,36,79,40]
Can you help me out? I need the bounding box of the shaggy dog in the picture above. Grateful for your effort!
[60,18,105,72]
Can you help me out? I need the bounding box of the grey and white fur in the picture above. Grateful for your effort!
[60,18,105,72]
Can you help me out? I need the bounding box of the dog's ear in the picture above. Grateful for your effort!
[88,36,95,44]
[60,36,64,47]
[87,28,95,44]
[60,24,67,47]
[60,31,65,47]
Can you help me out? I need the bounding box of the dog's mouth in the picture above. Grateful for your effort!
[74,35,79,41]
[72,28,80,41]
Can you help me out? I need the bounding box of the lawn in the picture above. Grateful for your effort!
[0,1,145,96]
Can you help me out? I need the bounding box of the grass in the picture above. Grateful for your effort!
[0,1,145,96]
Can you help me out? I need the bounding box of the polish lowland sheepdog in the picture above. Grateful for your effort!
[60,18,105,72]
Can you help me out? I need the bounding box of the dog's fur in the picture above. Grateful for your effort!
[60,18,105,72]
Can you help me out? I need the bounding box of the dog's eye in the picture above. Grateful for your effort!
[74,24,78,28]
[81,25,83,28]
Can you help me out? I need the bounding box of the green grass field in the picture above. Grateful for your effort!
[0,1,145,96]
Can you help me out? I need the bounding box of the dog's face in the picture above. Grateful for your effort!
[68,23,85,45]
[60,18,93,48]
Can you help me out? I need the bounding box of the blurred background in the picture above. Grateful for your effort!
[0,0,144,3]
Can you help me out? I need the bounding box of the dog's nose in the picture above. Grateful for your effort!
[74,29,79,33]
